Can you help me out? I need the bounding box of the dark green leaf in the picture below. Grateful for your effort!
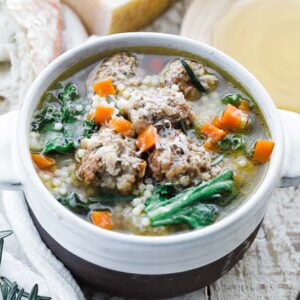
[178,119,187,134]
[31,105,62,132]
[221,93,242,107]
[6,281,18,300]
[152,203,218,228]
[146,170,234,224]
[16,288,24,300]
[58,83,78,104]
[57,193,89,214]
[28,284,38,300]
[83,119,99,139]
[43,132,76,154]
[89,194,134,205]
[180,59,206,93]
[218,134,246,152]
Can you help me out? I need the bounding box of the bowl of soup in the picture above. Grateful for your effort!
[0,33,299,298]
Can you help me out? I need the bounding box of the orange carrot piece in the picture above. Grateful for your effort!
[91,211,113,230]
[252,139,275,163]
[93,106,114,124]
[87,113,94,121]
[202,123,227,141]
[239,99,249,112]
[93,79,116,97]
[136,125,158,152]
[31,153,56,169]
[212,116,222,128]
[220,104,248,130]
[203,140,219,152]
[110,118,133,136]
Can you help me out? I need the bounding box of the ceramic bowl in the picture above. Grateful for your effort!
[1,33,299,299]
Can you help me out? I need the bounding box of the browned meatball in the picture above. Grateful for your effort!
[125,86,195,134]
[160,59,218,99]
[148,130,221,186]
[87,51,137,86]
[76,126,146,194]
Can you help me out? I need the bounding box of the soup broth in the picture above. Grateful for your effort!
[29,49,274,235]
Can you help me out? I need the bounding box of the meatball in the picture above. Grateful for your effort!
[124,86,195,134]
[148,130,220,186]
[87,51,137,86]
[160,59,218,99]
[77,126,146,194]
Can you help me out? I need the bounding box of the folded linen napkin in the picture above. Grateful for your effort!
[0,191,85,300]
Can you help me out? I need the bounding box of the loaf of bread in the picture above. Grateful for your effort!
[62,0,172,35]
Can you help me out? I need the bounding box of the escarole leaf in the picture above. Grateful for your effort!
[180,59,206,93]
[31,82,84,155]
[57,192,89,214]
[145,170,235,228]
[221,93,242,107]
[218,134,246,152]
[152,203,218,228]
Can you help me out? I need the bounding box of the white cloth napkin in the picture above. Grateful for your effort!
[0,191,85,300]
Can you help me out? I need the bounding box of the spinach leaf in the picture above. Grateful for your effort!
[57,192,89,214]
[88,194,134,205]
[32,82,84,154]
[152,203,218,228]
[58,83,78,104]
[218,134,246,152]
[31,104,62,132]
[43,132,76,154]
[221,93,242,107]
[146,170,235,228]
[82,119,100,139]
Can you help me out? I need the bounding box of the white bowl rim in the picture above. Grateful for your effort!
[18,32,284,245]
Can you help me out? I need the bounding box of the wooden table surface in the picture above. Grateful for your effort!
[85,1,300,299]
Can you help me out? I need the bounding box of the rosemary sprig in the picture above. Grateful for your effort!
[0,230,51,300]
[180,59,207,93]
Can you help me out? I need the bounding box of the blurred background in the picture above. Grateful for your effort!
[1,0,299,113]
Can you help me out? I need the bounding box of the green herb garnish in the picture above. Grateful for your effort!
[180,59,206,93]
[221,93,242,107]
[218,134,246,152]
[0,231,51,300]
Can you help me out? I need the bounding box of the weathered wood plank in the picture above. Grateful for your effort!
[210,187,300,300]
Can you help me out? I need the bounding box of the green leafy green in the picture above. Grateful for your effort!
[31,82,84,154]
[180,59,206,93]
[145,170,235,227]
[31,104,62,132]
[152,203,218,228]
[43,129,77,154]
[218,134,246,152]
[221,93,242,107]
[82,119,100,139]
[89,194,134,205]
[57,192,89,214]
[58,83,78,104]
